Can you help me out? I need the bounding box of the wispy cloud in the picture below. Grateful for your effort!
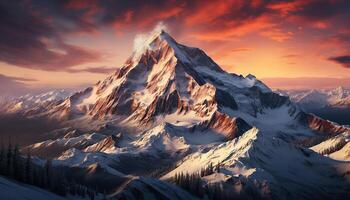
[231,48,253,52]
[68,66,118,74]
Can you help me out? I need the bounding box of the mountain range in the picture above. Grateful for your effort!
[277,87,350,125]
[0,30,349,200]
[277,87,350,109]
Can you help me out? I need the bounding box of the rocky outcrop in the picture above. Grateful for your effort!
[84,134,121,153]
[215,89,238,110]
[193,111,252,140]
[297,112,349,136]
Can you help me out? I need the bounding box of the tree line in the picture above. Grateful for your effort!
[319,138,347,155]
[173,163,228,199]
[0,140,99,200]
[173,163,260,200]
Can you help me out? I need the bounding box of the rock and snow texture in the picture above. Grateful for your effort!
[163,128,350,199]
[278,87,350,109]
[12,30,350,199]
[0,89,71,114]
[112,177,198,200]
[23,132,107,158]
[43,30,273,126]
[311,131,350,160]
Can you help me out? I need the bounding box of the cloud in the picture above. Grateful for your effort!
[184,1,276,41]
[0,1,101,71]
[0,74,36,96]
[269,0,350,21]
[231,48,253,52]
[326,29,350,46]
[282,54,299,58]
[328,55,350,68]
[260,29,293,42]
[1,0,350,76]
[68,66,118,74]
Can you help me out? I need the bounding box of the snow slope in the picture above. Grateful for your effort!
[23,132,107,158]
[112,176,198,200]
[311,131,350,160]
[0,176,75,200]
[163,128,350,199]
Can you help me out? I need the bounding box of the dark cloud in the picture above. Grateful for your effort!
[0,1,101,71]
[327,30,350,46]
[328,55,350,68]
[0,74,36,96]
[291,0,350,21]
[269,0,350,32]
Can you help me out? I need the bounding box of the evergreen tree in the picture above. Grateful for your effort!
[25,152,33,184]
[0,143,98,198]
[6,139,13,177]
[88,188,95,200]
[215,162,220,173]
[102,189,107,200]
[0,139,5,175]
[45,159,53,190]
[12,144,20,180]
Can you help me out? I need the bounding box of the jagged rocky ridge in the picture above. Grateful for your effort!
[5,30,349,199]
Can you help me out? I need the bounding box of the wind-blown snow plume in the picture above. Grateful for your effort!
[133,22,169,54]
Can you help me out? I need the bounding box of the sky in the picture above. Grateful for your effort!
[1,0,350,96]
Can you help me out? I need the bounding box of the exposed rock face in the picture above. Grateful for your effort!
[84,134,121,153]
[259,92,289,108]
[214,89,238,110]
[298,112,349,136]
[194,111,252,140]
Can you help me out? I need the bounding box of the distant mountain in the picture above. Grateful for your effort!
[277,87,350,109]
[277,87,350,125]
[3,30,349,199]
[0,89,71,114]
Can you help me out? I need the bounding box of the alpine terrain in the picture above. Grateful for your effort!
[1,30,349,200]
[278,87,350,125]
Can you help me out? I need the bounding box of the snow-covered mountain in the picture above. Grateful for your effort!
[278,87,350,109]
[7,30,350,199]
[311,131,350,161]
[0,89,71,114]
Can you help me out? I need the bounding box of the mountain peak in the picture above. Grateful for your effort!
[333,86,345,93]
[132,29,176,59]
[43,28,272,121]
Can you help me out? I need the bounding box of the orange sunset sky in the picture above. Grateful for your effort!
[1,0,350,96]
